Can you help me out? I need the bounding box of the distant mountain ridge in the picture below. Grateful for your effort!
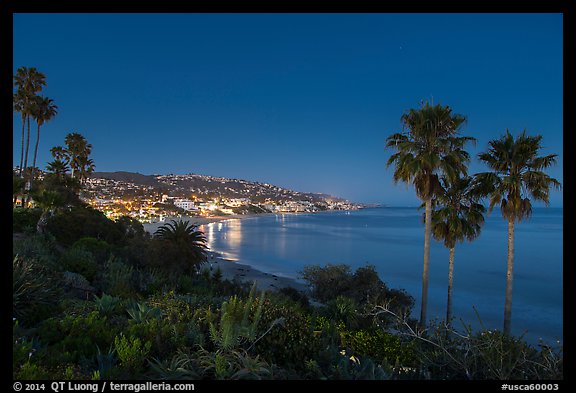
[89,171,351,204]
[91,171,160,186]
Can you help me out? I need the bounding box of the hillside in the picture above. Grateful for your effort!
[89,171,349,204]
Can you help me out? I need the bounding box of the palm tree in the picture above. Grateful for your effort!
[30,96,58,186]
[428,175,485,325]
[13,67,46,180]
[154,219,209,274]
[46,159,69,179]
[64,132,93,181]
[50,133,94,183]
[475,130,561,335]
[13,91,27,178]
[385,101,473,327]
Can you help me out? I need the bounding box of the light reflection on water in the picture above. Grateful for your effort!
[202,207,563,345]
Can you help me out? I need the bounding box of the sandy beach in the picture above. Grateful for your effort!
[143,214,309,293]
[204,252,309,293]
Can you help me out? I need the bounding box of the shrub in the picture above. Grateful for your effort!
[114,334,152,374]
[147,291,194,324]
[252,299,316,368]
[13,256,60,324]
[414,327,564,380]
[97,256,138,298]
[38,311,119,364]
[71,237,111,265]
[13,207,42,233]
[60,247,99,282]
[378,308,564,380]
[339,328,416,368]
[325,296,359,329]
[207,285,265,351]
[13,233,59,269]
[46,206,124,247]
[300,264,352,302]
[301,264,414,321]
[277,286,310,309]
[13,321,48,379]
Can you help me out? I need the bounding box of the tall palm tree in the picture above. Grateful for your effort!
[476,130,561,335]
[30,96,58,185]
[13,91,27,178]
[385,101,473,327]
[154,219,209,274]
[13,67,46,180]
[428,175,485,325]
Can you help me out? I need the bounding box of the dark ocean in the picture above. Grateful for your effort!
[201,207,563,345]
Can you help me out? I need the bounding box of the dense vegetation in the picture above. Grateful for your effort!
[13,204,562,380]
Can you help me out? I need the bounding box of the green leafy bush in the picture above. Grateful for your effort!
[339,328,416,367]
[252,299,316,368]
[38,311,118,364]
[60,247,98,282]
[71,237,111,265]
[301,264,414,321]
[114,334,152,374]
[97,256,137,298]
[46,206,124,247]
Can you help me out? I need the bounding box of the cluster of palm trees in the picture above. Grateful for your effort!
[13,67,58,201]
[13,67,96,207]
[386,101,561,335]
[50,132,95,184]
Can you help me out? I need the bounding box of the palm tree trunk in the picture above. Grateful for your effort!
[30,123,41,192]
[420,198,432,327]
[22,115,32,207]
[23,115,31,178]
[19,114,26,178]
[503,219,515,335]
[446,246,455,325]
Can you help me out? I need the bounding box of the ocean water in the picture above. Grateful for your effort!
[200,207,563,345]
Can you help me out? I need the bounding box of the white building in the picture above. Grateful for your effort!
[174,198,198,211]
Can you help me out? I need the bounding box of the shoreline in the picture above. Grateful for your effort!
[142,213,310,293]
[204,251,310,293]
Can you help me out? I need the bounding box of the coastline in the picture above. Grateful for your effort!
[142,213,310,293]
[205,252,309,293]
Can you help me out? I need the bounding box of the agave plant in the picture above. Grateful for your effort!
[126,302,162,323]
[94,293,121,316]
[148,351,199,380]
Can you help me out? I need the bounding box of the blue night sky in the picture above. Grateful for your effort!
[13,13,563,207]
